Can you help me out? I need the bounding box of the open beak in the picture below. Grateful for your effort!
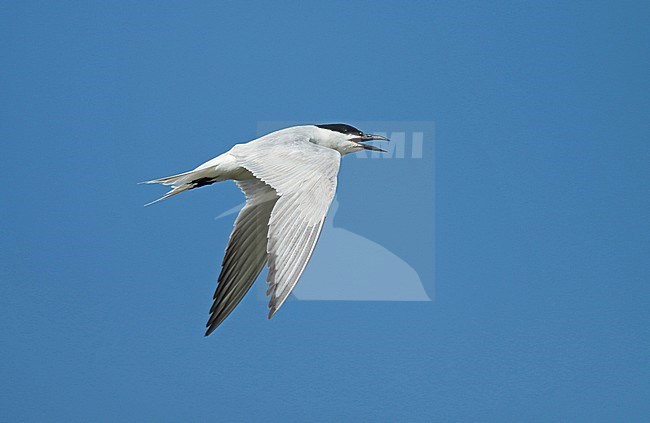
[354,133,390,152]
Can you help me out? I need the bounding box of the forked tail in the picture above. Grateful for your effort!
[141,168,217,206]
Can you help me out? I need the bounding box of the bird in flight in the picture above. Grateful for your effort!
[143,124,388,336]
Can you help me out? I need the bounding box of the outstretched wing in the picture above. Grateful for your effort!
[205,178,278,336]
[232,136,341,318]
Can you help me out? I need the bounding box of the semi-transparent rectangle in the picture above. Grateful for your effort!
[255,121,435,302]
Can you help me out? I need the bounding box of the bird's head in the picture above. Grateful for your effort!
[313,123,389,155]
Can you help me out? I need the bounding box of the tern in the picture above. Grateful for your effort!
[143,124,388,335]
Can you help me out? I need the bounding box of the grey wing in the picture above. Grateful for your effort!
[231,136,341,318]
[205,178,278,336]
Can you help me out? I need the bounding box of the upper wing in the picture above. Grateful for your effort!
[205,178,278,336]
[231,136,341,318]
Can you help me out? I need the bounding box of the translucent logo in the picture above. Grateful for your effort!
[291,197,430,301]
[215,121,435,302]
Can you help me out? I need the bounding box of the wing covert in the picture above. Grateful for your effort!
[231,136,341,317]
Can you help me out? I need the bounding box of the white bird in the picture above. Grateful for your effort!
[143,124,388,336]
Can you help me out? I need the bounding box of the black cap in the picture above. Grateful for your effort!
[316,123,363,136]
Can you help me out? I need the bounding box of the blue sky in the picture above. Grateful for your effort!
[1,1,649,421]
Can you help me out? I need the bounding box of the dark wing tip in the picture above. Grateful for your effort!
[267,304,280,320]
[204,325,217,337]
[205,309,226,336]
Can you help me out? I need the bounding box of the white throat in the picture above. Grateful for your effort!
[308,126,361,156]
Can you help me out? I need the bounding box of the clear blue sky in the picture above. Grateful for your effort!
[1,1,649,421]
